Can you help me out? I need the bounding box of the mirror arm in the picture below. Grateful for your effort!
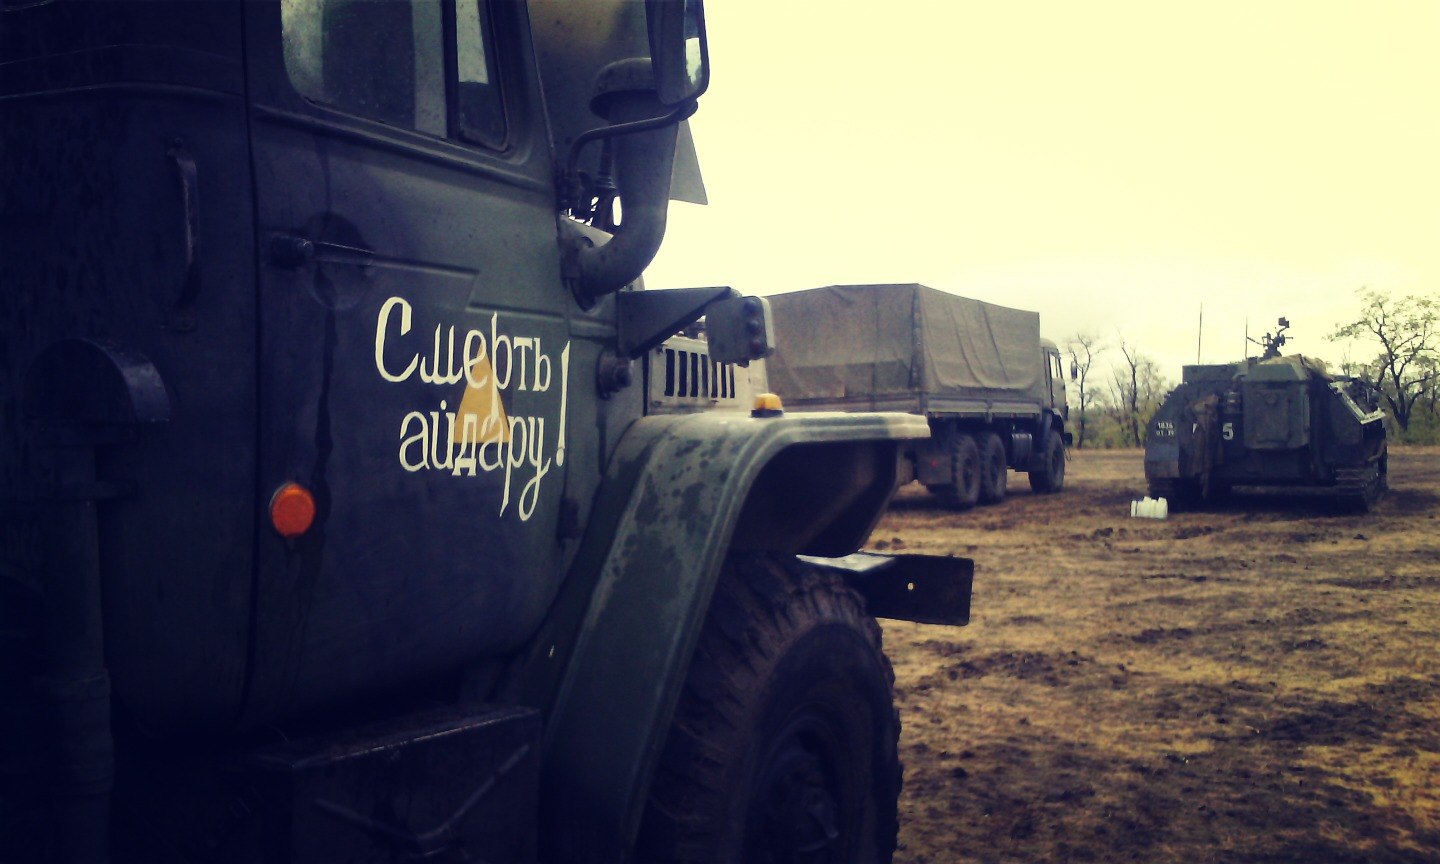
[565,87,697,306]
[560,101,698,215]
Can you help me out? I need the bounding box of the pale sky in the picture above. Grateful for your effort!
[646,1,1440,383]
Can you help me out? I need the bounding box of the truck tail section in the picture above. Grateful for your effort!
[767,284,1071,507]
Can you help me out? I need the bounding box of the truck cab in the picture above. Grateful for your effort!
[1,3,971,862]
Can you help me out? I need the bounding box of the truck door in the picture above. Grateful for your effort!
[240,0,583,722]
[1042,350,1056,409]
[1049,351,1067,414]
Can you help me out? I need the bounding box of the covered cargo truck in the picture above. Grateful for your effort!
[767,284,1072,508]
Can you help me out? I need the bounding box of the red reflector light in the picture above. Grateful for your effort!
[270,482,316,538]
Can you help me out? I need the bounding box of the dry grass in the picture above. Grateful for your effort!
[875,447,1440,864]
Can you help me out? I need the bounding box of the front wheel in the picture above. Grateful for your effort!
[634,554,902,864]
[1027,430,1066,494]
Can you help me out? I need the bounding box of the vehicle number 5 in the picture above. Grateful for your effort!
[1222,421,1235,441]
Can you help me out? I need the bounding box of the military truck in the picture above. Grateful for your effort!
[0,3,973,862]
[1144,321,1388,511]
[766,284,1073,508]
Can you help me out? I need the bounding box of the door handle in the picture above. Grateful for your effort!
[270,233,375,269]
[166,139,202,331]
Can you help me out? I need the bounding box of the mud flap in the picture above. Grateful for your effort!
[1029,413,1055,472]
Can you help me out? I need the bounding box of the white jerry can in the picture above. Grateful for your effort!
[1130,496,1169,519]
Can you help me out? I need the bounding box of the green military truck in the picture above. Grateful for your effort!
[0,2,971,861]
[766,284,1073,508]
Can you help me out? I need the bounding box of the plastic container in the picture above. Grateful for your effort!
[1130,496,1169,519]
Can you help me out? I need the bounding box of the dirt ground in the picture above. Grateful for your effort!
[873,446,1440,864]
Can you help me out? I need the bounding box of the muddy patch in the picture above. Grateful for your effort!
[878,446,1440,864]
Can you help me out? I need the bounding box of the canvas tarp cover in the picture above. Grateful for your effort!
[767,284,1042,408]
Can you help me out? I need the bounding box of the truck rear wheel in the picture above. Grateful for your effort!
[635,554,901,864]
[978,432,1008,504]
[1027,430,1066,494]
[928,433,981,508]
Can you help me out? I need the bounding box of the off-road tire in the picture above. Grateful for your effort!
[1027,431,1066,494]
[929,433,981,509]
[978,432,1008,504]
[634,554,902,864]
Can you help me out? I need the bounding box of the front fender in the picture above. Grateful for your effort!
[514,409,927,861]
[1028,410,1055,471]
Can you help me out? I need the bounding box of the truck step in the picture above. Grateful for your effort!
[245,704,540,863]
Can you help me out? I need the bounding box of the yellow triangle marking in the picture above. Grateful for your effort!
[454,355,511,444]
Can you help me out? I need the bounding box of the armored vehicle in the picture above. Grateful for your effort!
[0,2,972,862]
[766,284,1073,508]
[1144,322,1388,511]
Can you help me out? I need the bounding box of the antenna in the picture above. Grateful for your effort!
[1196,303,1203,364]
[1244,317,1248,360]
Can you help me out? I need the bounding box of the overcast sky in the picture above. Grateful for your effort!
[645,1,1440,383]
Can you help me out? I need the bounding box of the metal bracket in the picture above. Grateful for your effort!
[23,338,171,442]
[616,285,735,358]
[799,552,974,626]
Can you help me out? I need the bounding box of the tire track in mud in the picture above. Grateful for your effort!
[895,645,1440,863]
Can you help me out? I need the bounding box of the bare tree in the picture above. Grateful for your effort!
[1066,332,1105,449]
[1107,337,1170,447]
[1110,340,1142,446]
[1421,354,1440,421]
[1330,289,1439,431]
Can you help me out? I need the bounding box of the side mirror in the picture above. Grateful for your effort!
[706,295,774,365]
[646,0,710,106]
[1069,359,1079,381]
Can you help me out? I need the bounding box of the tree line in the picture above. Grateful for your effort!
[1063,332,1169,449]
[1065,288,1439,449]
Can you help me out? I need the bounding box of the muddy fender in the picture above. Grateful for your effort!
[1029,411,1055,471]
[512,410,928,861]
